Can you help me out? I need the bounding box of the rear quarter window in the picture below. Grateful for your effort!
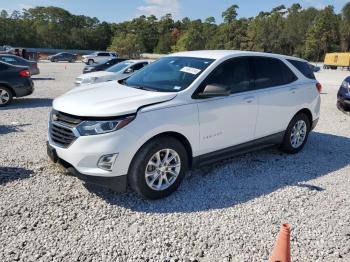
[287,59,316,80]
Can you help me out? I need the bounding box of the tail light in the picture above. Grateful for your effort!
[19,69,30,77]
[316,82,322,93]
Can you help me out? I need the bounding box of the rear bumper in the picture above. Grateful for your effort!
[13,79,34,97]
[311,118,319,130]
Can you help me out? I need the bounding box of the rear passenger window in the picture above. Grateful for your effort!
[287,59,316,80]
[205,57,252,94]
[253,57,297,89]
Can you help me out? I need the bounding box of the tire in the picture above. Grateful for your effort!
[280,113,310,154]
[88,59,94,65]
[128,136,189,199]
[53,58,58,63]
[0,86,13,107]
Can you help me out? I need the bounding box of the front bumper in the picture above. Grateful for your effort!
[337,98,350,114]
[47,142,127,192]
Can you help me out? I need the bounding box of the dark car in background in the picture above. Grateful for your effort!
[0,54,40,75]
[82,58,128,74]
[337,77,350,114]
[0,61,34,106]
[48,52,77,62]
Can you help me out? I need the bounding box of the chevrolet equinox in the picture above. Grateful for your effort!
[47,51,321,199]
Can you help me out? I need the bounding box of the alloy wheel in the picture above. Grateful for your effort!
[145,149,181,191]
[290,120,307,148]
[0,89,10,105]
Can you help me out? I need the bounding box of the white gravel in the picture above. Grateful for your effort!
[0,62,349,262]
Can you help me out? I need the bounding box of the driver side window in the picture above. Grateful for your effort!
[205,57,252,94]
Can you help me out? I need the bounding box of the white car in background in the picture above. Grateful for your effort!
[82,52,117,65]
[74,60,153,86]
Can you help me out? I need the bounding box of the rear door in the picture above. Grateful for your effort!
[197,57,258,155]
[252,57,299,139]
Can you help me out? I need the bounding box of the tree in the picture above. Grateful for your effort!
[340,2,350,51]
[109,34,143,58]
[304,6,340,60]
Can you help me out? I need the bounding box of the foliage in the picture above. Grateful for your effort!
[0,3,349,61]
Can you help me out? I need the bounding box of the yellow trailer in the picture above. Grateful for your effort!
[324,52,350,69]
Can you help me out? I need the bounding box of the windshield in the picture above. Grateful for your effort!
[124,56,214,92]
[107,61,133,72]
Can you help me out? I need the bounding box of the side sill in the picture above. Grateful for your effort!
[192,131,285,168]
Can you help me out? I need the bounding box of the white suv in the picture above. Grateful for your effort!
[47,50,321,199]
[82,52,117,65]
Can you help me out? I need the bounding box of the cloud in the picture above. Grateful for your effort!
[137,0,181,19]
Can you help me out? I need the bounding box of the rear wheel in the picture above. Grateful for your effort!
[281,113,310,154]
[0,86,13,107]
[128,137,188,199]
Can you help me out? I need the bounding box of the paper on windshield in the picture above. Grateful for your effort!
[180,66,201,75]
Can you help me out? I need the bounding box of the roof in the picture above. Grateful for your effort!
[168,50,306,62]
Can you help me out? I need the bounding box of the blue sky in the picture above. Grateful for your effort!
[1,0,349,23]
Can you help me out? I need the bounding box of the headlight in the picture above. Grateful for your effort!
[82,77,99,84]
[76,116,135,136]
[342,81,350,92]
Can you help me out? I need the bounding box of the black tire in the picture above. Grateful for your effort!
[53,58,58,63]
[88,59,94,65]
[0,86,13,107]
[128,136,189,199]
[280,113,310,154]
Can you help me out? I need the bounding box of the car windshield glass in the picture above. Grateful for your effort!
[107,61,133,72]
[124,57,214,92]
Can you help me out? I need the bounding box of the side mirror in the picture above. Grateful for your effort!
[124,68,134,74]
[197,84,230,98]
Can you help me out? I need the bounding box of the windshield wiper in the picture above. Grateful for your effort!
[132,86,159,92]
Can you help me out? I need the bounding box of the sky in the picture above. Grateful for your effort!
[1,0,349,23]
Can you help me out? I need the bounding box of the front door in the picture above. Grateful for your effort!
[196,57,258,155]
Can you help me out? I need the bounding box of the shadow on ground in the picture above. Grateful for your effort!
[1,98,52,110]
[85,132,350,213]
[0,167,33,185]
[32,77,55,80]
[0,124,31,135]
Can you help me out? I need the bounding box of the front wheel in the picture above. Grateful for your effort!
[281,113,310,154]
[128,137,188,199]
[88,59,94,65]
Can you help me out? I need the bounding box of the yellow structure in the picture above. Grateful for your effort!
[324,52,350,68]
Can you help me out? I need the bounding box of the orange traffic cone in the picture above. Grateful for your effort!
[269,224,291,262]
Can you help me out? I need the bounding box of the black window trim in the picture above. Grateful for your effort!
[192,56,255,99]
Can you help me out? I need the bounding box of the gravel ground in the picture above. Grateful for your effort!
[0,62,349,262]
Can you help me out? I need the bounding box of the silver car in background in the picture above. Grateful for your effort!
[74,60,153,86]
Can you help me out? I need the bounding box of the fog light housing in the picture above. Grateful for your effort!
[97,153,118,171]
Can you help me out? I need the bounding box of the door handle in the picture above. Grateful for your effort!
[243,96,255,103]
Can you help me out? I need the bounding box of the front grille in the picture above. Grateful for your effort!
[50,123,76,147]
[53,111,83,126]
[50,110,82,148]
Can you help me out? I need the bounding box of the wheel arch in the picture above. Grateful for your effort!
[0,83,16,97]
[131,131,194,169]
[294,108,313,126]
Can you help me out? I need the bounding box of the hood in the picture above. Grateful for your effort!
[53,81,177,117]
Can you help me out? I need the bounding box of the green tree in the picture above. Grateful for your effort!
[109,33,143,58]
